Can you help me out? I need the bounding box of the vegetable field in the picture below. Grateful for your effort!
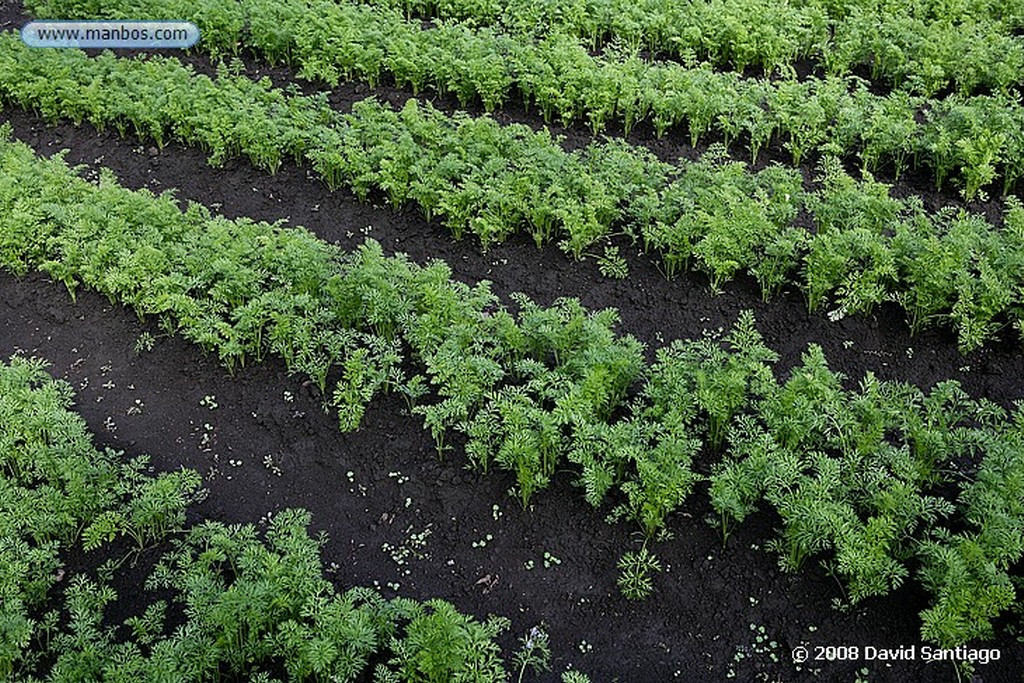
[1,0,1023,681]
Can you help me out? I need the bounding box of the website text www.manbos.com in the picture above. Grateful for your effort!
[21,21,199,48]
[37,25,186,41]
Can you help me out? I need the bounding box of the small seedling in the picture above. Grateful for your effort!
[263,454,282,476]
[543,551,561,569]
[388,471,410,485]
[382,525,432,575]
[595,245,629,279]
[617,546,661,600]
[134,331,156,354]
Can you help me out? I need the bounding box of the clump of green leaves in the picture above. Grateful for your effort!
[133,330,156,354]
[916,425,1024,647]
[0,356,203,679]
[708,343,1024,646]
[711,348,961,600]
[617,546,662,601]
[594,245,628,279]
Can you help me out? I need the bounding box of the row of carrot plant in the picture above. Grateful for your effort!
[2,36,1023,353]
[353,0,1024,95]
[23,0,1024,196]
[0,356,571,682]
[1,128,1021,649]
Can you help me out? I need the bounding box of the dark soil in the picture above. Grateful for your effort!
[2,4,1024,682]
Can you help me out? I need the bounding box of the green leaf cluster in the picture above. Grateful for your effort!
[616,546,662,601]
[0,357,200,679]
[916,425,1024,647]
[21,0,1024,194]
[5,39,1024,349]
[710,348,1024,645]
[343,0,1023,97]
[31,512,528,682]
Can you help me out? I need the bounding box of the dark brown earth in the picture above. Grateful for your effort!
[2,4,1023,682]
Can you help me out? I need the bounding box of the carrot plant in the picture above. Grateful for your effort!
[617,546,662,601]
[42,510,551,682]
[637,149,803,295]
[566,311,774,536]
[658,310,777,452]
[916,426,1024,647]
[40,0,1022,96]
[893,209,1019,351]
[802,158,902,315]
